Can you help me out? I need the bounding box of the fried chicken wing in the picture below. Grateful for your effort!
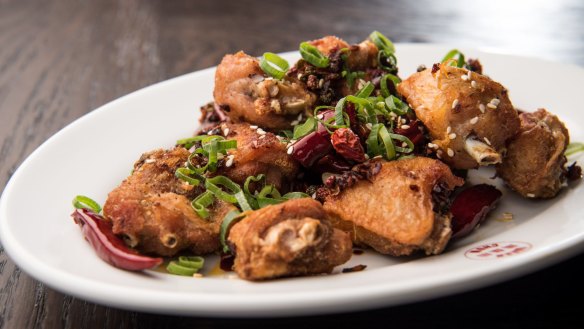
[228,198,352,281]
[103,147,235,256]
[323,157,463,256]
[214,122,300,191]
[214,51,317,130]
[398,63,520,169]
[497,109,570,198]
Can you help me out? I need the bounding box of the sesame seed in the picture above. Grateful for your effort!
[470,117,479,124]
[446,126,452,134]
[256,128,266,135]
[318,79,324,88]
[427,143,437,149]
[401,118,407,124]
[487,103,497,109]
[207,130,214,135]
[225,156,234,167]
[479,104,486,113]
[436,150,443,159]
[223,128,230,136]
[259,134,266,139]
[467,70,472,79]
[401,124,410,129]
[471,80,477,88]
[250,125,258,129]
[484,137,492,145]
[401,142,408,147]
[452,99,459,109]
[290,120,299,126]
[447,148,454,157]
[490,98,500,106]
[297,113,303,121]
[316,114,324,119]
[461,74,469,81]
[287,146,294,154]
[297,73,303,80]
[449,133,457,140]
[268,85,279,97]
[311,192,317,199]
[526,193,536,198]
[144,158,155,164]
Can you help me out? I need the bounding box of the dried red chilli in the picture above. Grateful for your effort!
[71,208,163,271]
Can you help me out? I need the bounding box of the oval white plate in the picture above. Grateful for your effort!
[1,44,584,317]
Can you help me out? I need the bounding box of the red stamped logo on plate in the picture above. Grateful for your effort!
[464,241,532,260]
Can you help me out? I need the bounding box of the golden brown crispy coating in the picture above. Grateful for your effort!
[228,198,352,281]
[497,109,569,198]
[323,157,463,256]
[103,147,235,256]
[214,51,316,130]
[215,122,300,191]
[398,64,520,169]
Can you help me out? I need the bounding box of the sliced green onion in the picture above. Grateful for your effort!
[355,81,375,98]
[377,50,398,73]
[243,174,266,195]
[175,167,203,186]
[391,133,414,153]
[281,192,310,199]
[566,142,584,157]
[166,256,205,276]
[205,176,252,211]
[367,124,383,157]
[385,95,410,115]
[220,210,245,253]
[347,95,377,124]
[380,74,401,98]
[260,52,289,79]
[299,42,329,68]
[369,31,395,55]
[258,185,281,198]
[191,191,215,218]
[292,117,317,140]
[378,125,396,160]
[441,49,465,68]
[334,97,348,126]
[344,70,365,89]
[72,195,102,213]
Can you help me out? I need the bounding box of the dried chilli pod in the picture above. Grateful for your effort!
[450,184,502,238]
[331,128,367,162]
[71,208,163,271]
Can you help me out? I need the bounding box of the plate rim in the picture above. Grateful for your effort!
[2,43,584,317]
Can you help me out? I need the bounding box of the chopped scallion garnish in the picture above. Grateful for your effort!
[72,195,102,214]
[441,49,466,68]
[260,52,289,79]
[166,256,204,276]
[566,142,584,157]
[299,42,329,68]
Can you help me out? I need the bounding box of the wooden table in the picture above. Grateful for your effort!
[1,1,583,327]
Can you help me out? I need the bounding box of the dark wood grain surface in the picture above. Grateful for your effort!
[2,1,584,328]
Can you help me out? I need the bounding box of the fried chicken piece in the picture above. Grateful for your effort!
[323,157,463,256]
[214,51,317,130]
[214,122,300,191]
[103,147,235,256]
[497,109,570,198]
[228,198,352,281]
[398,63,520,169]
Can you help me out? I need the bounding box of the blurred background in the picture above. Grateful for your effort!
[1,0,583,328]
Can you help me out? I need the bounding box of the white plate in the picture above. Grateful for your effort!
[1,44,584,317]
